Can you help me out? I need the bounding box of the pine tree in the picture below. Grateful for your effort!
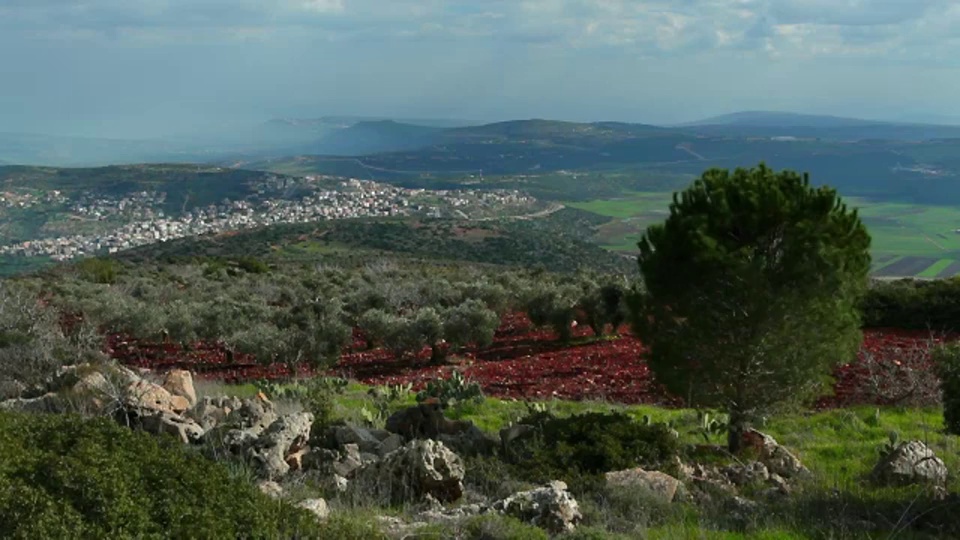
[630,163,871,453]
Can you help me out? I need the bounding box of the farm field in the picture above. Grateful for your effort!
[110,312,945,410]
[568,192,960,277]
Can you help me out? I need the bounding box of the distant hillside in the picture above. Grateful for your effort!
[314,120,446,155]
[680,111,960,141]
[0,164,294,213]
[115,209,633,274]
[681,111,887,128]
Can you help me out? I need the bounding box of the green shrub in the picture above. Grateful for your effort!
[933,343,960,434]
[416,370,485,409]
[0,411,322,539]
[558,525,632,540]
[460,514,549,540]
[311,514,388,540]
[507,412,681,491]
[75,257,121,284]
[861,278,960,330]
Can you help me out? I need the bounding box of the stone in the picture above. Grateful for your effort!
[286,448,309,472]
[723,461,770,486]
[742,429,809,479]
[296,499,330,521]
[136,410,204,444]
[331,423,385,453]
[353,439,465,505]
[73,371,112,397]
[439,423,498,456]
[229,395,279,435]
[377,433,405,457]
[124,379,178,414]
[604,468,681,503]
[169,395,190,414]
[332,444,364,477]
[493,481,582,534]
[187,395,243,431]
[0,392,63,413]
[258,480,284,500]
[872,440,948,487]
[247,412,314,480]
[162,369,197,407]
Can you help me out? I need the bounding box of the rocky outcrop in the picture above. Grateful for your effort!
[186,396,243,431]
[135,410,204,444]
[247,412,314,480]
[385,402,497,455]
[605,468,682,503]
[353,439,465,505]
[872,440,948,487]
[741,429,809,479]
[124,379,186,414]
[162,369,197,407]
[492,481,582,534]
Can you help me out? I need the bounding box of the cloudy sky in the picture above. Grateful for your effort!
[2,0,959,138]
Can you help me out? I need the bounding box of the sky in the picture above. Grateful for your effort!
[2,0,960,139]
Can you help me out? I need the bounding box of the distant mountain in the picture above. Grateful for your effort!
[680,111,887,128]
[315,120,446,155]
[679,110,960,141]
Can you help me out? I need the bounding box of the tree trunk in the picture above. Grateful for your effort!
[727,407,746,454]
[429,343,444,365]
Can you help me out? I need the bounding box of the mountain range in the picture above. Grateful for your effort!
[5,111,960,168]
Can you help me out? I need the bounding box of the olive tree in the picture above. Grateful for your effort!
[630,164,871,453]
[443,299,500,351]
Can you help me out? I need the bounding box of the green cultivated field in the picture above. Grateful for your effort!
[569,192,960,278]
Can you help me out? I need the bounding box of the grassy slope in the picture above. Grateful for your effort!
[214,379,957,539]
[110,210,633,275]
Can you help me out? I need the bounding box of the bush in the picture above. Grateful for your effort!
[507,412,680,491]
[75,257,121,284]
[460,514,549,540]
[0,411,322,538]
[416,370,484,409]
[862,278,960,330]
[933,343,960,434]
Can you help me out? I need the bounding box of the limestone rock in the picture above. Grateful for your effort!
[162,369,197,407]
[872,440,948,487]
[124,379,179,414]
[493,480,582,534]
[296,498,330,521]
[0,392,63,413]
[187,395,243,431]
[247,412,314,480]
[258,480,284,500]
[723,461,770,486]
[353,439,465,505]
[605,468,681,503]
[137,410,204,444]
[742,429,809,478]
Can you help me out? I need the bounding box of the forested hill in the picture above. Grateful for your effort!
[114,209,634,275]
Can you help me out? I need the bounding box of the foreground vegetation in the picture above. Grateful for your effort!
[5,163,960,538]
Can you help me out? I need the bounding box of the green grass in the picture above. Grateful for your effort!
[918,259,954,278]
[568,191,960,276]
[205,378,960,538]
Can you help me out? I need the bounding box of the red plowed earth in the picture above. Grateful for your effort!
[106,314,952,410]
